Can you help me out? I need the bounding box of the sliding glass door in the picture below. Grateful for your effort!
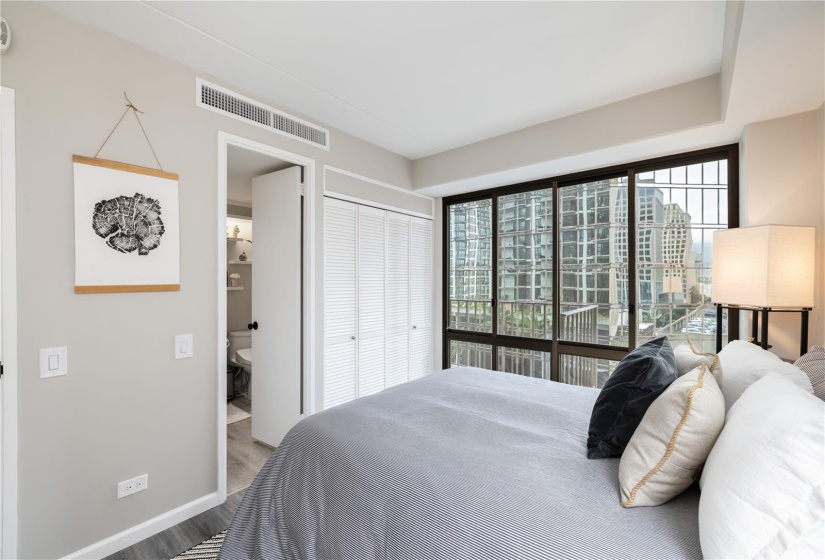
[443,145,738,387]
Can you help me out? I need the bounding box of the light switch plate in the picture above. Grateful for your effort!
[39,346,68,379]
[175,334,193,360]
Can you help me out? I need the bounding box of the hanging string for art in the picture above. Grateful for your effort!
[94,92,164,171]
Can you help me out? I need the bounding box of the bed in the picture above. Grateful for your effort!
[220,367,701,559]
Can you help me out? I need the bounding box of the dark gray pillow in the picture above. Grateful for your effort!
[587,337,677,459]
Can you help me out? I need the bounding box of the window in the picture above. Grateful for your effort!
[636,160,729,353]
[448,200,493,333]
[498,188,553,339]
[558,177,628,347]
[443,145,738,387]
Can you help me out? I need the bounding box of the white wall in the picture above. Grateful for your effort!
[739,108,824,358]
[0,2,416,557]
[324,167,433,217]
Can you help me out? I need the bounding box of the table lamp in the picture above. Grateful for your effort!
[712,225,815,355]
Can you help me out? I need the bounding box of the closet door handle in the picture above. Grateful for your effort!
[351,335,356,340]
[248,321,258,330]
[412,325,417,329]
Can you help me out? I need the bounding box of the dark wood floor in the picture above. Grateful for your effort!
[104,488,246,560]
[228,396,273,495]
[106,396,275,559]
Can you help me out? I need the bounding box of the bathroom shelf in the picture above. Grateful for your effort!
[228,261,252,265]
[227,287,244,291]
[226,237,245,243]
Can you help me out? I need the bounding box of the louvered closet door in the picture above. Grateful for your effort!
[323,199,358,409]
[385,213,410,388]
[410,217,433,380]
[357,206,387,397]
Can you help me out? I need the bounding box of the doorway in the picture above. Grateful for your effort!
[217,133,315,501]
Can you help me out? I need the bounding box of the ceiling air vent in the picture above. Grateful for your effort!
[196,78,329,150]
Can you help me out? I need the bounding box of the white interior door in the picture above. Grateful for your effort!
[0,88,4,557]
[251,166,303,447]
[410,217,433,380]
[386,213,410,387]
[323,198,358,408]
[0,85,17,560]
[357,206,386,397]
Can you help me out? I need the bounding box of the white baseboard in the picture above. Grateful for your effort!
[61,492,221,560]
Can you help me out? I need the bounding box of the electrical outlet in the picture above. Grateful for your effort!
[117,474,148,499]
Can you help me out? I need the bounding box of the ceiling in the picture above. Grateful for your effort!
[227,145,294,206]
[38,1,726,160]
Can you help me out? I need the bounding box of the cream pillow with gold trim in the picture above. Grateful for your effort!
[619,364,725,508]
[674,340,723,388]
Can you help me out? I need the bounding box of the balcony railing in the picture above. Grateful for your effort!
[559,305,599,386]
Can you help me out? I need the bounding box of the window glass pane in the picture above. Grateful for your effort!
[558,178,629,346]
[497,189,553,339]
[449,200,493,332]
[703,161,719,185]
[559,355,619,388]
[498,347,551,379]
[450,340,493,369]
[636,159,728,348]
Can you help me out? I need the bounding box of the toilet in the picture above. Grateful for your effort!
[228,330,252,397]
[228,330,252,375]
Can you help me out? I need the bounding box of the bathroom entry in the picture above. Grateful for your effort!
[225,144,304,493]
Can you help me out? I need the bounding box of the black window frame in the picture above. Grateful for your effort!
[442,144,740,380]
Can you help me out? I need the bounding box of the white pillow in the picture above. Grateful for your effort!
[698,374,825,559]
[619,365,725,508]
[717,340,813,412]
[673,340,723,387]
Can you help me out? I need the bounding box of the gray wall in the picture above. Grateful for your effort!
[0,2,417,557]
[821,103,825,348]
[739,107,825,357]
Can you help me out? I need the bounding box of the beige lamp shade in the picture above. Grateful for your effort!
[712,225,815,308]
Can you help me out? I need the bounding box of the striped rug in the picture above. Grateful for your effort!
[172,531,225,560]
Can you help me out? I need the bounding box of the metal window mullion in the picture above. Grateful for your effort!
[551,181,560,382]
[726,145,740,343]
[491,195,499,369]
[627,170,638,350]
[442,202,450,369]
[555,342,626,362]
[446,330,496,346]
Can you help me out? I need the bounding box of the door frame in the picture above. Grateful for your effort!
[216,132,316,501]
[1,86,18,559]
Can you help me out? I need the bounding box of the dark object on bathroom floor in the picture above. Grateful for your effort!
[226,366,249,401]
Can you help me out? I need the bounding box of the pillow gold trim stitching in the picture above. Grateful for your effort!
[687,338,719,373]
[621,364,707,508]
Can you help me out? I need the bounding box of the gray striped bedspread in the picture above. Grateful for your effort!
[220,368,701,559]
